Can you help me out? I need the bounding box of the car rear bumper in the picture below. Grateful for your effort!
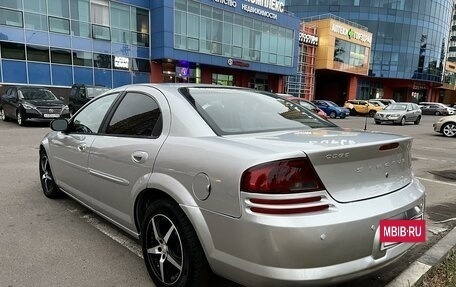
[190,177,425,286]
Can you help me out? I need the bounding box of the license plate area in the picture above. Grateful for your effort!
[44,114,60,118]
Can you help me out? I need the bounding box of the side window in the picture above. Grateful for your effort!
[71,93,118,134]
[11,88,18,99]
[105,92,162,137]
[5,88,12,96]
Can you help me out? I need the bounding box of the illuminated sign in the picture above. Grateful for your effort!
[331,24,372,44]
[212,0,285,20]
[114,56,129,69]
[227,58,250,68]
[299,32,319,46]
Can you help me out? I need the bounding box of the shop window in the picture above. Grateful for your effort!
[49,17,70,34]
[73,50,92,67]
[1,42,25,60]
[212,74,234,86]
[24,12,47,31]
[27,45,49,62]
[131,58,150,72]
[94,53,112,68]
[0,8,23,27]
[51,48,72,65]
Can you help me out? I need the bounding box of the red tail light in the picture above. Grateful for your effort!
[240,158,325,194]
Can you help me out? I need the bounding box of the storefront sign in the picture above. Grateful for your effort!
[114,56,129,69]
[212,0,284,20]
[331,24,372,44]
[227,58,250,68]
[299,32,319,46]
[213,0,237,8]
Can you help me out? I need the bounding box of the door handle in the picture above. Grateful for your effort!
[77,144,87,151]
[131,151,149,163]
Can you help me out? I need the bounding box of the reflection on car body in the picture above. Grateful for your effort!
[39,84,425,287]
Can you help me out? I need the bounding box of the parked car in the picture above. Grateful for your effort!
[374,102,422,125]
[420,103,453,116]
[40,84,425,287]
[277,94,328,119]
[369,99,396,106]
[0,86,69,126]
[344,100,384,116]
[312,99,350,118]
[68,84,110,115]
[433,115,456,137]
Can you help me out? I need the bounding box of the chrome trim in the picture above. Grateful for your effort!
[88,168,130,186]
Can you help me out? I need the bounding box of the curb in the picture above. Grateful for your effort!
[385,226,456,287]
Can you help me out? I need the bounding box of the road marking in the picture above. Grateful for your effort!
[417,177,456,187]
[81,213,143,259]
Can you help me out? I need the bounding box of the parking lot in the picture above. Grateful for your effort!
[0,114,455,287]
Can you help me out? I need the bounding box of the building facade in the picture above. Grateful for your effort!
[0,0,300,97]
[285,0,454,103]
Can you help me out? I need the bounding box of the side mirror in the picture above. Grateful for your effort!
[50,118,68,131]
[59,96,64,101]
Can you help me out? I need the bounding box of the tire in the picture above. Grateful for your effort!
[17,111,25,126]
[141,199,211,287]
[329,111,336,118]
[442,122,456,137]
[414,116,421,125]
[349,108,357,116]
[375,120,381,125]
[435,111,441,116]
[400,117,406,126]
[0,106,7,121]
[39,150,61,199]
[369,110,376,117]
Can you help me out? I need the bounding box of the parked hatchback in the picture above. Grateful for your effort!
[40,84,425,287]
[374,102,422,125]
[312,99,350,119]
[0,86,69,126]
[344,100,384,117]
[68,84,110,115]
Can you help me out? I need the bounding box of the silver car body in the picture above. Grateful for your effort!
[40,84,425,286]
[374,102,422,125]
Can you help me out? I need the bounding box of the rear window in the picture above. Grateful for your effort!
[180,87,336,135]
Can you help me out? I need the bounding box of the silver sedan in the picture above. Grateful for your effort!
[39,84,425,287]
[374,102,422,125]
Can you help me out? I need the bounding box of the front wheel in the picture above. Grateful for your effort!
[369,110,376,117]
[400,117,406,126]
[435,111,441,116]
[17,111,25,126]
[39,150,61,198]
[442,122,456,137]
[329,111,336,118]
[414,116,421,125]
[141,199,210,287]
[0,107,7,121]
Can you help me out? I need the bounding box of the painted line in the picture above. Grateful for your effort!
[417,177,456,187]
[81,213,143,259]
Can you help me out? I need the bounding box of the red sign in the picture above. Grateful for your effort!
[380,219,426,244]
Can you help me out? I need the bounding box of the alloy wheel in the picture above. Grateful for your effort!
[17,111,23,126]
[0,108,5,121]
[329,111,336,118]
[400,117,406,126]
[145,214,184,285]
[40,152,58,197]
[442,123,456,137]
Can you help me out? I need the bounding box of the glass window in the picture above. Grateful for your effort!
[111,28,130,44]
[71,93,118,134]
[70,0,89,21]
[111,2,129,29]
[24,12,48,31]
[131,7,149,34]
[92,24,110,40]
[71,20,90,37]
[106,93,162,137]
[0,7,23,27]
[91,0,109,26]
[0,0,22,10]
[94,53,111,68]
[48,0,69,18]
[27,45,49,62]
[131,58,150,72]
[51,48,72,64]
[49,17,70,34]
[1,42,25,60]
[73,50,92,66]
[131,32,149,47]
[175,10,186,35]
[24,0,46,14]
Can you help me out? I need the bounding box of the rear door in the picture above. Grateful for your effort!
[87,86,169,230]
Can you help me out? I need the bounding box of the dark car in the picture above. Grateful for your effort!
[68,84,110,115]
[312,99,350,119]
[0,86,69,126]
[420,103,452,116]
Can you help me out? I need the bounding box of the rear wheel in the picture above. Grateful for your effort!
[141,199,211,287]
[0,107,7,121]
[329,111,336,118]
[39,150,61,198]
[442,122,456,137]
[414,116,421,125]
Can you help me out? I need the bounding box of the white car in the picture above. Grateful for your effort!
[433,115,456,137]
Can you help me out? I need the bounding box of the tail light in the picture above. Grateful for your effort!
[241,158,329,215]
[240,158,324,194]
